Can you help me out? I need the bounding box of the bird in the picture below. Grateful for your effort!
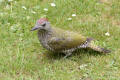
[31,18,111,58]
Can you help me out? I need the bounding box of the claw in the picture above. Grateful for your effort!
[63,52,72,58]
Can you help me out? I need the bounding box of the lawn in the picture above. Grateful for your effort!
[0,0,120,80]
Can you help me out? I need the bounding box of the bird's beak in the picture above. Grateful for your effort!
[31,25,39,31]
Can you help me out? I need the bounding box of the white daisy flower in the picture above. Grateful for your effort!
[105,32,110,36]
[19,38,23,41]
[7,23,10,25]
[10,26,15,30]
[72,14,76,17]
[19,33,23,37]
[50,3,56,7]
[6,4,10,9]
[67,17,72,20]
[22,6,27,10]
[26,16,30,20]
[79,64,87,69]
[31,10,36,14]
[44,8,48,11]
[8,0,13,2]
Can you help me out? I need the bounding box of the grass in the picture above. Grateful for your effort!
[0,0,120,80]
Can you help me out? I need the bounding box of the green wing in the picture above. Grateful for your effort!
[48,27,87,51]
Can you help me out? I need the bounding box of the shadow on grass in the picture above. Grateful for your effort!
[44,48,108,60]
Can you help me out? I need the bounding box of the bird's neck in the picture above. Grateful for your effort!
[38,27,52,34]
[38,27,53,40]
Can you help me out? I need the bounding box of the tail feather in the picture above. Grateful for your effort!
[86,38,111,53]
[100,47,111,53]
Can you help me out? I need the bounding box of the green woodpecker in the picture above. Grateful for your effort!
[31,18,111,58]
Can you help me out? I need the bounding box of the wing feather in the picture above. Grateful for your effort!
[48,28,87,51]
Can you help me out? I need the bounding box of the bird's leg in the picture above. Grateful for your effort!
[63,52,72,58]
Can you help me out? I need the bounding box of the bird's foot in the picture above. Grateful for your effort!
[63,52,72,59]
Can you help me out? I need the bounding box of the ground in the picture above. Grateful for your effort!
[0,0,120,80]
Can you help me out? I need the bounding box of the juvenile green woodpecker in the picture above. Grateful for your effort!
[31,18,111,58]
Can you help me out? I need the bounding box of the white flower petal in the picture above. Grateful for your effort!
[22,6,27,10]
[44,8,48,11]
[79,64,87,69]
[50,3,56,7]
[67,18,72,20]
[7,23,10,25]
[72,14,76,17]
[105,32,110,36]
[26,16,30,20]
[6,4,10,9]
[19,38,23,41]
[19,33,23,37]
[10,26,15,30]
[31,10,36,14]
[8,0,13,2]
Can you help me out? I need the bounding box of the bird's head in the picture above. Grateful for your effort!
[31,18,51,31]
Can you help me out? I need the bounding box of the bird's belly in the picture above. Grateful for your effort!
[40,41,51,50]
[54,41,88,53]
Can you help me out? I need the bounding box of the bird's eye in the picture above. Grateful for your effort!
[42,23,46,27]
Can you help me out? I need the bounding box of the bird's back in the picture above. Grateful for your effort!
[47,27,87,52]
